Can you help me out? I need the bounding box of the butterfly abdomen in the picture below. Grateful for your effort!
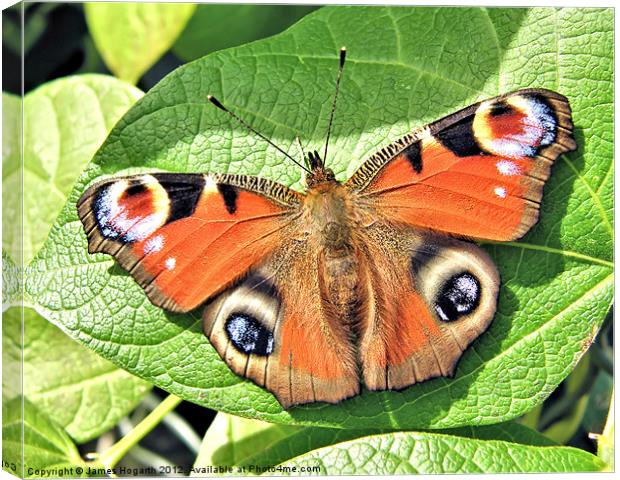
[318,248,360,310]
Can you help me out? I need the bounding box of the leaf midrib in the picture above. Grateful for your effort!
[482,240,613,268]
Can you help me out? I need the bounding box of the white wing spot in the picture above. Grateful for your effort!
[165,257,176,270]
[494,186,507,198]
[496,160,521,176]
[144,235,164,255]
[204,175,218,193]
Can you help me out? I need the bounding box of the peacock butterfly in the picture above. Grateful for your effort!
[77,48,576,408]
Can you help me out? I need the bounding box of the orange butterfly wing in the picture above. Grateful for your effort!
[201,247,360,408]
[78,173,301,312]
[349,89,577,241]
[349,89,576,391]
[80,172,360,407]
[356,224,500,391]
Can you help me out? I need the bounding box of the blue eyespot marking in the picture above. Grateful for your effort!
[434,272,481,322]
[225,313,274,356]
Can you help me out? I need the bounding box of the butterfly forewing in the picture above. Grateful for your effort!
[77,172,301,312]
[348,89,576,241]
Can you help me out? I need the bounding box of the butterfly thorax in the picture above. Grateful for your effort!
[303,177,355,249]
[303,153,354,249]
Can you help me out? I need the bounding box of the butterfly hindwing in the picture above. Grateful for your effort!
[202,242,360,408]
[348,88,577,241]
[77,172,301,312]
[356,222,499,390]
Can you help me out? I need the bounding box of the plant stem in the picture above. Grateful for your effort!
[142,392,202,454]
[98,393,182,469]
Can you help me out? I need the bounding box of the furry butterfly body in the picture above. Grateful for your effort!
[78,87,576,408]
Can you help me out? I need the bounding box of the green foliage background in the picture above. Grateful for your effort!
[2,3,614,476]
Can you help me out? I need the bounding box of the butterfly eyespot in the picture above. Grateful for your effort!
[225,313,274,356]
[93,176,170,243]
[473,94,558,159]
[434,272,481,322]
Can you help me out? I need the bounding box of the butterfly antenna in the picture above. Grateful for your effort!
[322,47,347,165]
[295,136,308,168]
[207,95,312,174]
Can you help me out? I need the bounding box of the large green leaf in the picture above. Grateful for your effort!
[2,397,88,478]
[2,76,151,443]
[3,92,22,264]
[277,430,606,474]
[27,7,613,429]
[85,3,196,84]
